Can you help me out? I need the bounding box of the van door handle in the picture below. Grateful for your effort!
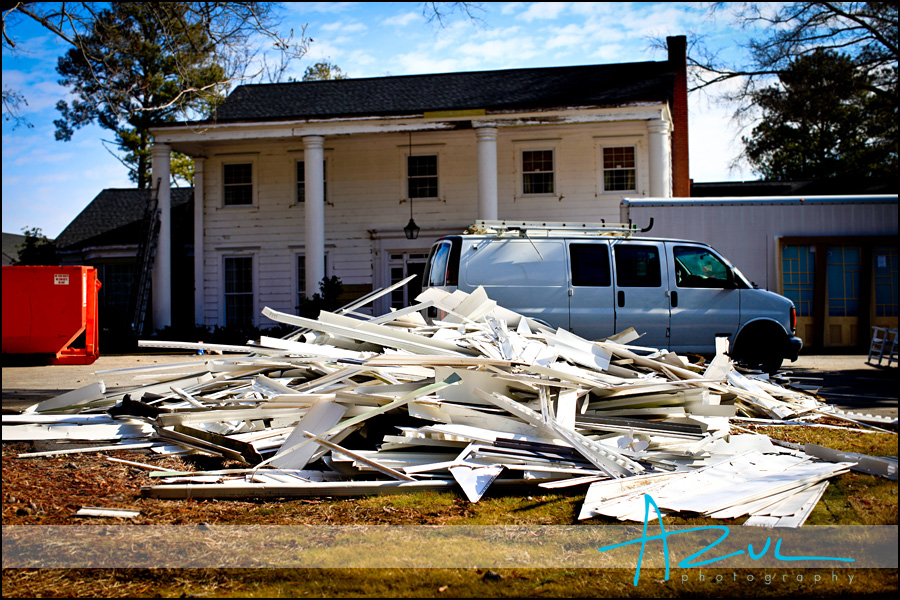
[670,291,678,307]
[617,291,625,307]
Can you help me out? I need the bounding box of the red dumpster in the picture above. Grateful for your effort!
[2,266,102,365]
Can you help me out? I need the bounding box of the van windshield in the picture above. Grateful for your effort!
[426,241,451,286]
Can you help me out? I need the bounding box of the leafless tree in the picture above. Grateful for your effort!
[2,2,311,126]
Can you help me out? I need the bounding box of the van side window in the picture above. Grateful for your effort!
[614,244,661,287]
[673,246,730,288]
[570,243,611,287]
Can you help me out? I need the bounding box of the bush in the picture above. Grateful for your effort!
[296,275,344,318]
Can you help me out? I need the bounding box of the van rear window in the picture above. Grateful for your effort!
[570,243,611,287]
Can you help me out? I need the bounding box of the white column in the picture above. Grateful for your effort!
[193,157,205,325]
[151,143,172,330]
[303,136,326,297]
[476,126,499,220]
[647,119,672,198]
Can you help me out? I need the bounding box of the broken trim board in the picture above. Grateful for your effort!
[269,401,349,470]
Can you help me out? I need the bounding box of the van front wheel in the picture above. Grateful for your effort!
[732,325,787,375]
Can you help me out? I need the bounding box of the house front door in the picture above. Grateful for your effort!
[389,251,429,309]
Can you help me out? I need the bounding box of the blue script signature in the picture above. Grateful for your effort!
[597,494,854,586]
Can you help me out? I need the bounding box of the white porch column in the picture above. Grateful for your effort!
[193,157,205,325]
[647,119,672,198]
[151,143,172,330]
[303,135,326,297]
[475,126,499,220]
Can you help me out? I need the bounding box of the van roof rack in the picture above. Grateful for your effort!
[467,220,638,237]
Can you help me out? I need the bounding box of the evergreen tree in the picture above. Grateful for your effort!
[53,3,228,188]
[743,50,897,181]
[743,49,897,182]
[14,228,59,266]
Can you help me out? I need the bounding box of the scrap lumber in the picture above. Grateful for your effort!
[6,285,889,528]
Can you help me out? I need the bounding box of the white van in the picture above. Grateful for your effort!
[423,221,802,373]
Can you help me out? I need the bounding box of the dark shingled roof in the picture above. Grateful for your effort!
[56,188,193,250]
[208,61,675,123]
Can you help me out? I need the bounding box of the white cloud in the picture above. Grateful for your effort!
[319,20,367,34]
[518,2,571,22]
[287,2,359,16]
[391,51,470,75]
[457,38,541,65]
[381,12,421,28]
[500,3,526,16]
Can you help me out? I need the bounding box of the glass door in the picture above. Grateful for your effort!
[389,252,429,309]
[824,245,860,347]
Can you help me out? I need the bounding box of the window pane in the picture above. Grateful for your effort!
[224,184,253,206]
[570,243,610,287]
[522,150,554,194]
[224,257,253,327]
[224,163,252,206]
[673,246,730,288]
[826,245,860,317]
[225,257,252,294]
[603,147,635,168]
[781,244,815,316]
[614,244,661,287]
[874,246,898,317]
[408,155,438,199]
[224,163,251,184]
[225,294,254,327]
[602,146,636,192]
[297,254,306,303]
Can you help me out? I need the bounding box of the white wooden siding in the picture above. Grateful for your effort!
[200,123,655,325]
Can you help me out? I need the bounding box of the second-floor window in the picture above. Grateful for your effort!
[223,163,253,206]
[407,154,438,199]
[522,149,555,194]
[601,146,636,192]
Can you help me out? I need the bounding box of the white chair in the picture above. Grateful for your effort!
[867,327,888,365]
[884,329,898,367]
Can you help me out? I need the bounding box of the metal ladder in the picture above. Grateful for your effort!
[131,179,162,337]
[467,219,642,237]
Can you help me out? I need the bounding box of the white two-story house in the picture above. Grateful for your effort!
[148,36,690,330]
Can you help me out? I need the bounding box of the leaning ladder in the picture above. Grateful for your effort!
[131,179,162,337]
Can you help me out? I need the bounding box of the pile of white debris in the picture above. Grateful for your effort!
[4,286,896,527]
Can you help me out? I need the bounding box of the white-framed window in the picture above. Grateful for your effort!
[601,145,637,192]
[521,149,555,195]
[222,161,254,206]
[223,255,254,327]
[513,139,561,198]
[407,154,439,200]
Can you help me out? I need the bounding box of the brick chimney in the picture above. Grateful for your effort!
[667,35,690,197]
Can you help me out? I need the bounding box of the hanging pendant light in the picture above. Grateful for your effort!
[404,216,420,240]
[404,131,420,239]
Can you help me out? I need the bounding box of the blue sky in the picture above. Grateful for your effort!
[2,2,756,238]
